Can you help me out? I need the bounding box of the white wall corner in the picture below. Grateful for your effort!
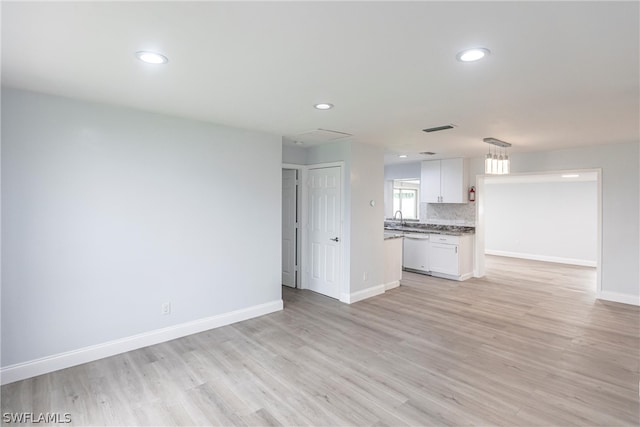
[597,291,640,307]
[0,300,283,386]
[342,284,386,304]
[384,281,400,291]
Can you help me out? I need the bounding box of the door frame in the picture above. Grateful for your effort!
[282,164,304,288]
[282,166,300,288]
[283,162,346,300]
[474,168,602,295]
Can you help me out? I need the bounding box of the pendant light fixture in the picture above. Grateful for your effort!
[502,148,510,174]
[484,146,493,174]
[483,137,512,175]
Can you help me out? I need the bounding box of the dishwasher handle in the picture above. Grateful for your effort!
[403,234,430,240]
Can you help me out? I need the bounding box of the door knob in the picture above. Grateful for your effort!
[330,237,340,242]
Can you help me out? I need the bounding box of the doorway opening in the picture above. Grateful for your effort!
[475,169,601,294]
[282,168,300,288]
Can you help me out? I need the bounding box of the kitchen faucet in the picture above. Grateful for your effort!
[393,210,405,226]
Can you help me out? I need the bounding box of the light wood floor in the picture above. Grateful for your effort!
[2,256,639,426]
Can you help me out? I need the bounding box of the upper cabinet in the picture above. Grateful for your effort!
[420,158,468,203]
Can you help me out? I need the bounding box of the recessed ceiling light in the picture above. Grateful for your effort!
[398,154,408,158]
[314,103,333,110]
[562,174,580,178]
[456,48,490,62]
[135,51,168,64]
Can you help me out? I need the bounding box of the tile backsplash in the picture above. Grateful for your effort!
[420,202,476,226]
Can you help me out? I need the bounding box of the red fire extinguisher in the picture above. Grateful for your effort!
[469,186,476,202]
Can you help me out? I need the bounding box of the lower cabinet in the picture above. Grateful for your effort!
[429,234,474,281]
[429,241,459,276]
[399,231,475,281]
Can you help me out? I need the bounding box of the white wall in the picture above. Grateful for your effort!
[282,144,306,165]
[485,180,598,266]
[470,142,639,303]
[383,162,421,181]
[1,88,283,370]
[349,142,384,294]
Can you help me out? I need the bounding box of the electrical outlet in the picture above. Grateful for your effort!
[161,302,171,315]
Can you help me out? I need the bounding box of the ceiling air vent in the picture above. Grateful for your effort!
[289,128,352,144]
[422,125,454,133]
[420,151,437,156]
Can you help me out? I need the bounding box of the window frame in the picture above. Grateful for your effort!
[392,186,419,220]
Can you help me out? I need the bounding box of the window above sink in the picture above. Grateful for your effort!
[389,178,420,220]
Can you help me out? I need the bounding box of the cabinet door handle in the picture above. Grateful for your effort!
[330,237,340,242]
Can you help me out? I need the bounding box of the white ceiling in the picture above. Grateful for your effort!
[2,2,638,164]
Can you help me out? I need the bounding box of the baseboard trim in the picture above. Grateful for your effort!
[597,291,640,306]
[485,250,597,267]
[341,284,386,304]
[384,280,400,291]
[459,272,474,281]
[0,299,283,385]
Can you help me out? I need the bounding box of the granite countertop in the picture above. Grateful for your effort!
[384,221,475,236]
[384,232,405,240]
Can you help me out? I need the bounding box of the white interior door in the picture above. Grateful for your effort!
[308,167,341,299]
[282,169,297,287]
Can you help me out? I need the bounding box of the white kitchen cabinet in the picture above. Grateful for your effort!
[421,161,441,204]
[429,242,459,275]
[420,158,468,203]
[429,234,474,280]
